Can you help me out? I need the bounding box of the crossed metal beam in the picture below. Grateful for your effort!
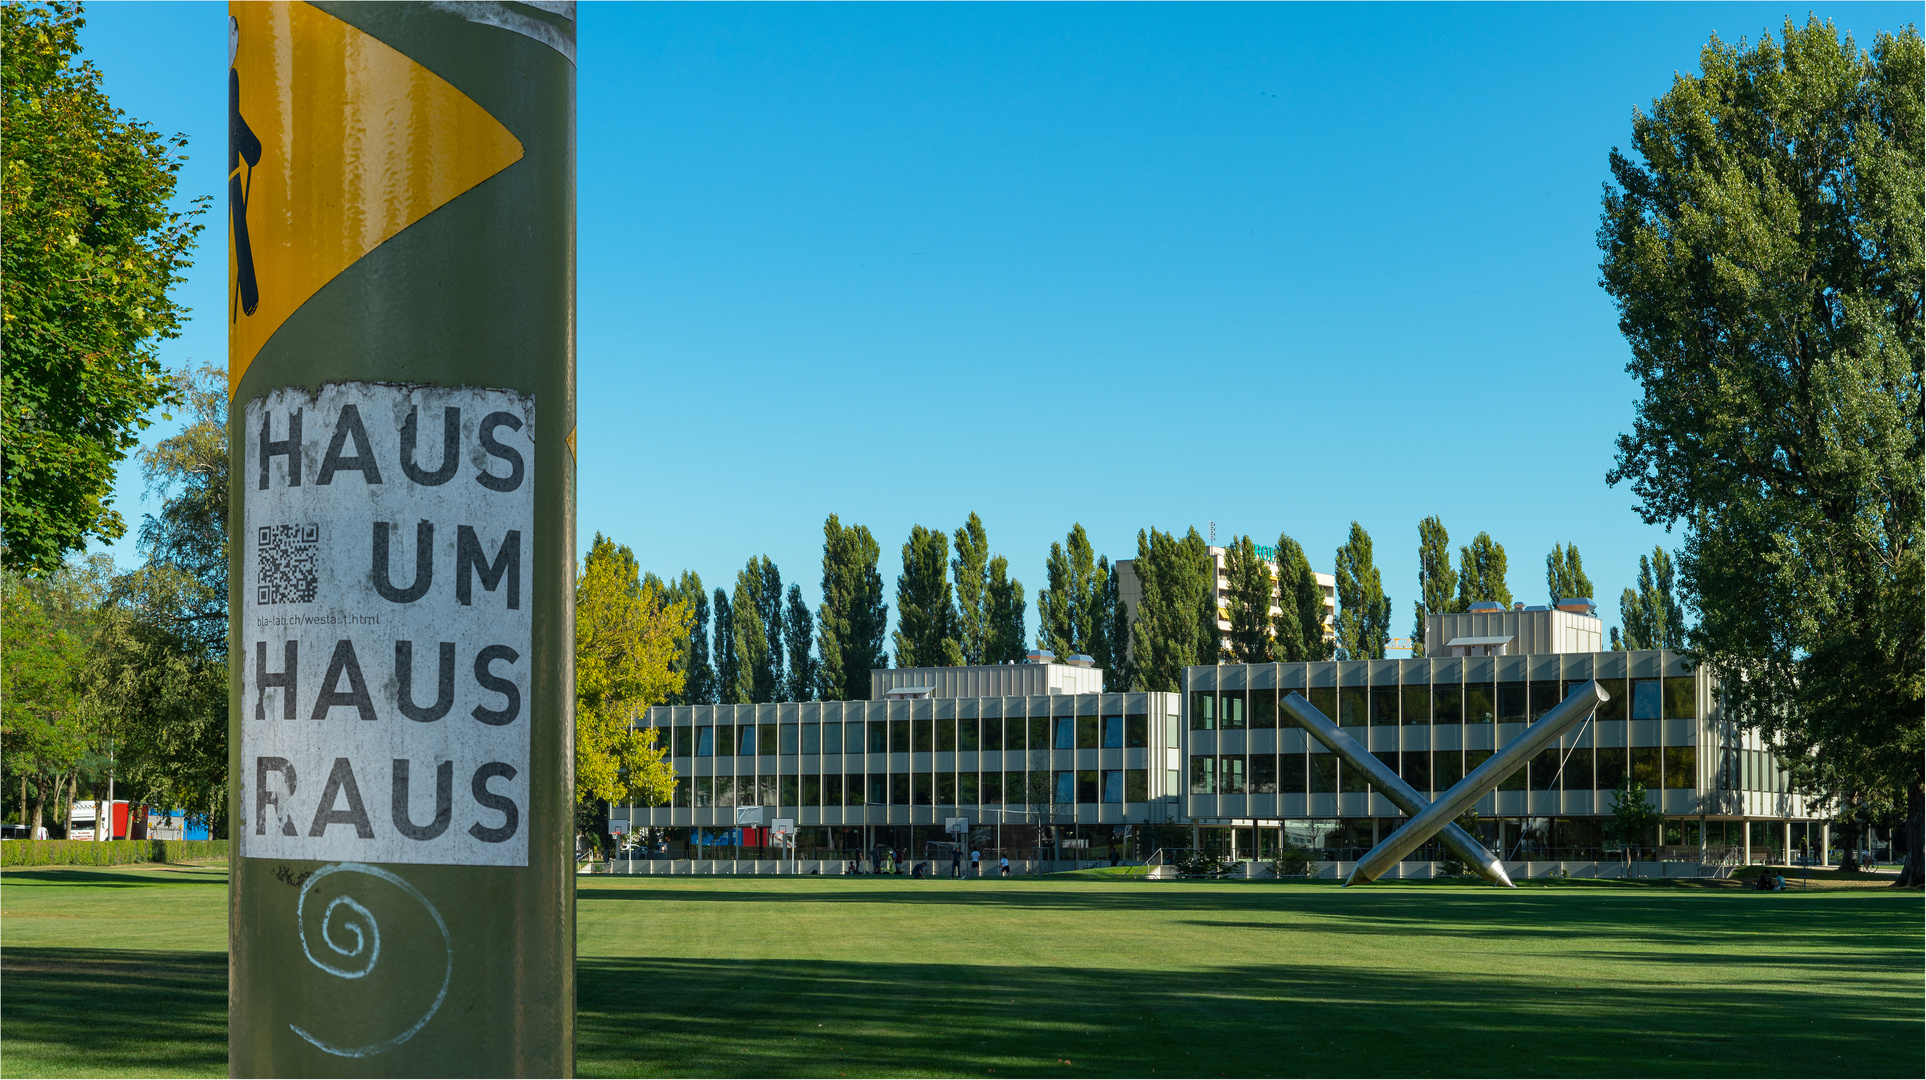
[1278,682,1609,887]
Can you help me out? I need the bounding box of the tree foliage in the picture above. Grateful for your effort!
[1544,542,1594,606]
[817,514,888,701]
[985,553,1027,666]
[1036,524,1118,678]
[1273,534,1332,663]
[1126,527,1215,691]
[951,512,991,665]
[1412,515,1456,657]
[1333,522,1391,661]
[1,2,205,575]
[574,534,685,807]
[711,587,738,704]
[894,525,962,668]
[1598,20,1923,883]
[730,559,776,704]
[1616,547,1682,650]
[782,584,816,701]
[666,571,713,704]
[1454,532,1511,609]
[1222,535,1273,663]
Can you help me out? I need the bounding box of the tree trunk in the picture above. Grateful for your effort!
[1840,818,1860,872]
[58,769,78,839]
[1895,782,1923,889]
[28,775,47,838]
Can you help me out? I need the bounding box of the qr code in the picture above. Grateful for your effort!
[257,524,320,604]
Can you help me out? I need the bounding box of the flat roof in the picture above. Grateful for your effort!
[1445,635,1516,647]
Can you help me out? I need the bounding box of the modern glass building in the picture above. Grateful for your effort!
[1180,607,1827,873]
[619,662,1183,865]
[613,610,1831,875]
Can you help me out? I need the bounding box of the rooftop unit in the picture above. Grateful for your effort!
[869,660,1106,700]
[1426,604,1603,657]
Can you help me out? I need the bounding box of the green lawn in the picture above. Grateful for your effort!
[4,865,1921,1078]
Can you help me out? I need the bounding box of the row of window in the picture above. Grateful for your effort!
[665,769,1154,809]
[1191,676,1695,730]
[1187,745,1698,795]
[659,715,1180,759]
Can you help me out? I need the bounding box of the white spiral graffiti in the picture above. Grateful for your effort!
[291,862,452,1058]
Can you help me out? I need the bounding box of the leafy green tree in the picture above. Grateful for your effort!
[1617,547,1680,650]
[1412,515,1457,657]
[1099,568,1132,692]
[1274,534,1332,662]
[1223,535,1274,663]
[575,536,684,810]
[985,554,1027,664]
[1037,524,1113,665]
[894,525,962,668]
[1127,527,1216,690]
[951,512,990,665]
[1,3,205,575]
[96,365,228,827]
[1606,779,1664,861]
[782,584,816,701]
[1333,522,1391,660]
[731,561,775,703]
[1,558,108,835]
[1599,19,1923,884]
[712,587,739,704]
[751,557,785,697]
[667,571,713,704]
[1454,532,1511,609]
[816,514,888,701]
[1544,543,1595,605]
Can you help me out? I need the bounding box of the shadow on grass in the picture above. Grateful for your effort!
[581,881,1920,953]
[0,866,229,889]
[578,952,1924,1079]
[1,948,226,1077]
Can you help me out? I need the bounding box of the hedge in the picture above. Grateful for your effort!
[1,839,229,867]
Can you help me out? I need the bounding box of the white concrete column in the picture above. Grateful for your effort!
[1820,822,1830,867]
[1783,820,1792,866]
[1742,819,1751,865]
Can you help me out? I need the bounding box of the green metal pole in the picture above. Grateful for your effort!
[226,2,575,1074]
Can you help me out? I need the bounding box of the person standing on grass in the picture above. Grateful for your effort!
[971,848,981,877]
[951,847,963,879]
[999,854,1010,878]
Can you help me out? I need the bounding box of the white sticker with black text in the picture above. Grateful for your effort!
[241,382,533,866]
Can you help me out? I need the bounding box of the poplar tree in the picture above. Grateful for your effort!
[1411,515,1457,657]
[1223,535,1274,663]
[986,555,1027,664]
[751,556,785,696]
[1036,524,1121,673]
[1617,547,1680,651]
[712,588,739,704]
[951,512,990,665]
[732,561,775,703]
[783,584,816,701]
[1127,527,1216,690]
[1275,534,1332,662]
[894,525,962,668]
[668,570,713,704]
[1545,543,1595,605]
[1100,569,1133,691]
[816,514,888,701]
[1334,522,1391,660]
[1455,532,1511,609]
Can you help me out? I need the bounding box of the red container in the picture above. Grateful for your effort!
[111,800,130,840]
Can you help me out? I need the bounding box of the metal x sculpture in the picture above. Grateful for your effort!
[1278,682,1609,887]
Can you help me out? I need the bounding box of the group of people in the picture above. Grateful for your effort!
[1753,869,1788,891]
[841,846,1013,878]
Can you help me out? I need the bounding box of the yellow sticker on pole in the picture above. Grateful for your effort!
[228,2,525,396]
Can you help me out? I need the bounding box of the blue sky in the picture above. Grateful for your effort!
[82,1,1918,655]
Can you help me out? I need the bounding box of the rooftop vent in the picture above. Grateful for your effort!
[1467,601,1505,614]
[1065,653,1096,668]
[1026,649,1056,664]
[1555,597,1598,616]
